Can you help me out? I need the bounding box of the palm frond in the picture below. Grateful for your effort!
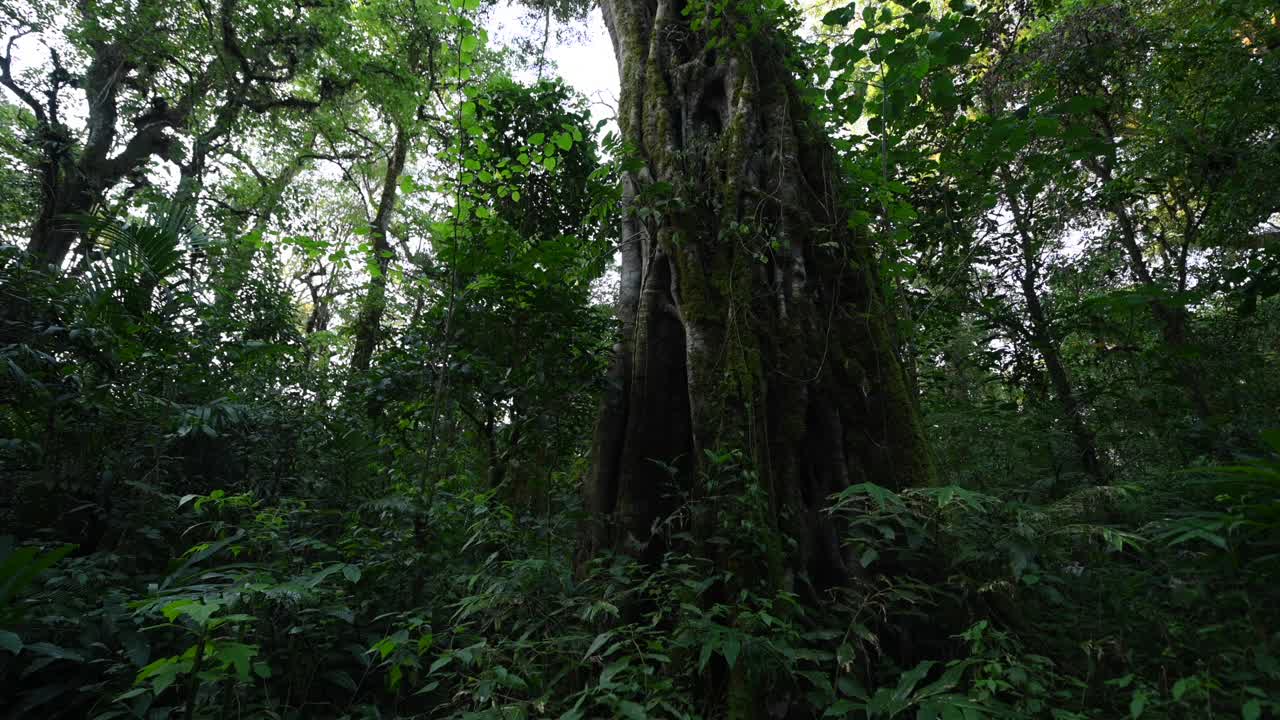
[78,205,196,323]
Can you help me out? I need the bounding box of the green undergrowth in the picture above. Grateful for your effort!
[3,437,1277,719]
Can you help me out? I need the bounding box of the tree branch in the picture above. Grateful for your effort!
[0,30,47,124]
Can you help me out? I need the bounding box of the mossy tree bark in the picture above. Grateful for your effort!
[585,0,933,594]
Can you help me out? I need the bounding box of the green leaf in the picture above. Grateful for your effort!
[826,699,861,717]
[1108,674,1135,689]
[0,630,21,655]
[324,670,357,691]
[894,660,935,702]
[542,156,557,171]
[137,656,190,696]
[342,564,361,583]
[1064,95,1104,115]
[1130,690,1147,718]
[214,642,257,681]
[1032,117,1061,137]
[1260,429,1280,454]
[1242,700,1261,720]
[722,635,741,669]
[27,642,84,663]
[113,687,150,703]
[822,6,852,27]
[461,36,478,53]
[373,631,409,660]
[585,631,613,659]
[429,654,453,674]
[413,680,439,696]
[0,542,75,606]
[163,599,221,627]
[529,132,546,146]
[837,675,865,698]
[600,658,629,689]
[494,665,527,690]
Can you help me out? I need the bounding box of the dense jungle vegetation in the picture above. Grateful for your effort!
[1,0,1278,717]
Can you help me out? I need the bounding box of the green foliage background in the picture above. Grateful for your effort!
[1,0,1278,718]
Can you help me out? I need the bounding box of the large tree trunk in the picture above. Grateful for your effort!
[585,0,933,595]
[27,176,89,269]
[23,40,185,268]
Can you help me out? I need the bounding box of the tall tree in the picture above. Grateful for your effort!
[444,77,612,504]
[0,0,348,268]
[999,167,1105,482]
[1000,1,1280,433]
[585,0,933,603]
[349,123,412,374]
[342,0,454,374]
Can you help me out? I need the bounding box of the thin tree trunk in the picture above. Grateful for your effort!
[248,131,319,238]
[484,399,506,489]
[173,103,241,218]
[1001,176,1106,482]
[212,131,320,315]
[1084,146,1214,425]
[350,125,411,374]
[304,266,337,334]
